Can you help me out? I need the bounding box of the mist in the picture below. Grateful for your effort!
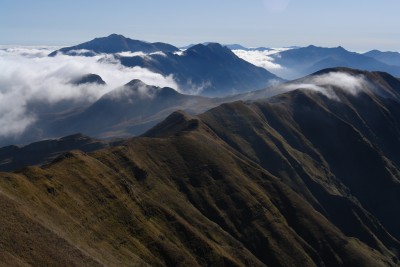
[232,48,296,78]
[0,46,178,138]
[281,72,370,100]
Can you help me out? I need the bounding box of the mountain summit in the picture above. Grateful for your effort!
[119,42,282,96]
[49,34,179,56]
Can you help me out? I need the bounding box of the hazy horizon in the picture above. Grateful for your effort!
[1,0,400,51]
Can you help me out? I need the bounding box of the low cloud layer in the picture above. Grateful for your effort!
[282,72,370,100]
[232,48,295,78]
[0,46,178,138]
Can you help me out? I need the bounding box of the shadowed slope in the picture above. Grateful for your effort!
[1,69,400,266]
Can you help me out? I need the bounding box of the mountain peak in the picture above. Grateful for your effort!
[124,79,149,88]
[71,73,106,85]
[144,110,201,138]
[107,33,126,38]
[49,34,179,56]
[185,42,233,58]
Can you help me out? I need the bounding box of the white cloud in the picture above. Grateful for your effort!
[311,72,368,95]
[280,72,369,100]
[173,50,185,56]
[116,51,147,57]
[0,47,179,138]
[233,49,283,70]
[232,48,295,78]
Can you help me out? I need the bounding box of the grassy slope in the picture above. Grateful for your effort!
[1,70,400,266]
[0,109,396,266]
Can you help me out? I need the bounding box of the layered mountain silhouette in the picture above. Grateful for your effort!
[118,43,282,96]
[0,133,118,172]
[363,49,400,66]
[49,35,282,96]
[270,45,400,79]
[48,34,179,56]
[45,79,220,138]
[1,68,400,266]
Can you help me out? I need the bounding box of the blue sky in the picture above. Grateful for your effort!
[1,0,399,51]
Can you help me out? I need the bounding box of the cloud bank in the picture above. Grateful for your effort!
[0,46,178,138]
[232,48,295,78]
[281,72,370,100]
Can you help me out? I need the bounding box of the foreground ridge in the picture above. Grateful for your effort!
[1,69,400,266]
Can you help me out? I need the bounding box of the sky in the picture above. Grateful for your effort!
[1,0,400,51]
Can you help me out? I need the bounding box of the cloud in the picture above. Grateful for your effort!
[232,49,283,70]
[280,72,369,100]
[115,51,167,58]
[232,48,296,78]
[0,47,179,138]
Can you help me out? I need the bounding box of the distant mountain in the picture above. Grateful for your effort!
[270,45,400,79]
[70,73,106,85]
[46,79,220,138]
[48,34,179,56]
[1,68,400,266]
[183,43,271,51]
[0,133,117,172]
[225,44,270,51]
[364,49,400,66]
[118,43,282,96]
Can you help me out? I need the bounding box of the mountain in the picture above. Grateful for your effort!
[184,44,270,51]
[0,79,226,147]
[1,68,400,266]
[118,43,282,96]
[364,49,400,66]
[70,73,106,85]
[48,34,179,56]
[225,44,270,51]
[45,79,220,138]
[271,45,400,79]
[0,133,118,172]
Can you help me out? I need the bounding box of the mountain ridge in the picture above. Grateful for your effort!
[48,34,180,56]
[2,71,400,265]
[270,45,400,79]
[118,42,282,96]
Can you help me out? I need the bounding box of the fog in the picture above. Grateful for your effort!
[282,72,370,100]
[232,48,295,78]
[0,46,178,137]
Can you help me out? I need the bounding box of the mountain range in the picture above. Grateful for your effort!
[363,49,400,66]
[117,43,281,96]
[1,68,400,266]
[266,45,400,79]
[49,34,282,97]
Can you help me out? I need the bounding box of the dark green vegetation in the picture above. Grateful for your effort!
[1,69,400,266]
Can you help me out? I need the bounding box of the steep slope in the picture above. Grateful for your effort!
[198,69,400,255]
[1,69,400,266]
[0,111,395,266]
[49,34,179,56]
[118,43,282,96]
[271,45,400,79]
